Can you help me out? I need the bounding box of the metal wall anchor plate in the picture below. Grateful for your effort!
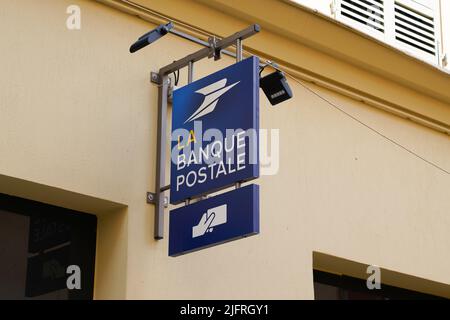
[147,192,169,208]
[150,72,161,84]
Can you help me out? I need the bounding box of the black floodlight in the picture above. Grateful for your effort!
[129,22,174,53]
[260,70,293,106]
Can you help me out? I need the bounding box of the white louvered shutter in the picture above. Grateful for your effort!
[336,0,386,40]
[335,0,440,64]
[392,0,439,63]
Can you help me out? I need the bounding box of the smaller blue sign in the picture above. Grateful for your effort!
[169,184,259,257]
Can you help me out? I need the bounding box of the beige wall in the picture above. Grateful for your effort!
[0,0,449,299]
[292,0,333,16]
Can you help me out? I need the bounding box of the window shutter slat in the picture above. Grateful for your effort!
[394,1,437,57]
[336,0,439,63]
[338,0,385,34]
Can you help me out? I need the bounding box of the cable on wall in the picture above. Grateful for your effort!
[252,53,449,176]
[277,67,450,175]
[106,0,450,175]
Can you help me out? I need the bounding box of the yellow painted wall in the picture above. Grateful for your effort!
[0,0,449,299]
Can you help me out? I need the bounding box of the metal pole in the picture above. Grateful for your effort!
[236,38,243,62]
[188,61,194,83]
[154,75,169,239]
[170,28,237,59]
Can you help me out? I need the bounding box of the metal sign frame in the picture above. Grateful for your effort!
[148,24,260,239]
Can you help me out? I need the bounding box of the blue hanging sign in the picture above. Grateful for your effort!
[170,57,260,204]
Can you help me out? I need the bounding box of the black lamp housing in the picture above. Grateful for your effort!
[260,70,293,106]
[130,22,174,53]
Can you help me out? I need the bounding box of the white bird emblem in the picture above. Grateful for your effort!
[185,78,240,123]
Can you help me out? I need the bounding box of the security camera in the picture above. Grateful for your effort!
[129,22,174,53]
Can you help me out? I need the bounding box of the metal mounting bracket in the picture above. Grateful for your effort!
[150,71,161,84]
[147,192,168,208]
[208,36,222,61]
[151,71,174,102]
[150,71,172,85]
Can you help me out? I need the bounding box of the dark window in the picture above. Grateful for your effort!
[0,193,96,300]
[314,270,444,300]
